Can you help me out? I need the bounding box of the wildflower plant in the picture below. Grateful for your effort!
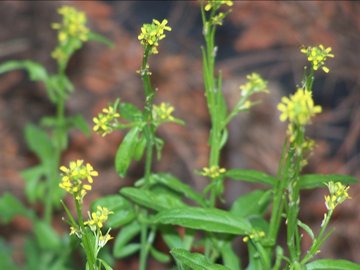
[60,161,114,270]
[0,5,111,270]
[0,2,359,270]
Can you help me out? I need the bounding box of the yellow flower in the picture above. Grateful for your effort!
[84,206,113,231]
[59,160,98,201]
[138,19,171,55]
[152,102,175,122]
[205,0,233,11]
[240,73,268,96]
[301,45,334,73]
[243,230,265,243]
[324,181,350,211]
[98,231,113,248]
[52,6,89,44]
[277,88,321,126]
[201,165,226,179]
[93,104,120,137]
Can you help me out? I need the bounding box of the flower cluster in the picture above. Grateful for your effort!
[93,105,120,137]
[240,73,268,97]
[51,6,90,65]
[243,230,266,243]
[278,89,321,142]
[52,6,89,44]
[138,19,171,55]
[152,102,175,122]
[59,160,98,201]
[201,165,226,179]
[325,181,350,211]
[300,45,334,73]
[277,89,321,126]
[84,206,113,230]
[204,0,233,11]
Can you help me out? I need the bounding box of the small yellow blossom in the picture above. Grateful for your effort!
[98,231,113,248]
[93,104,120,137]
[138,19,171,55]
[204,0,233,11]
[240,73,268,96]
[201,165,226,179]
[152,102,175,122]
[243,230,266,243]
[52,6,89,43]
[277,89,321,126]
[59,160,98,201]
[211,12,226,26]
[84,206,113,231]
[301,45,334,73]
[324,181,350,211]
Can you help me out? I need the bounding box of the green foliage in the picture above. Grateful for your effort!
[305,259,360,270]
[1,2,359,270]
[171,248,231,270]
[154,207,252,235]
[115,127,141,177]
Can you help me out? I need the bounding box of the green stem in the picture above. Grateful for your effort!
[267,140,289,257]
[139,46,156,270]
[43,97,65,224]
[301,210,333,265]
[286,129,304,263]
[75,198,96,270]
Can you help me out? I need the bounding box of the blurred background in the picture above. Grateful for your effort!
[0,1,359,268]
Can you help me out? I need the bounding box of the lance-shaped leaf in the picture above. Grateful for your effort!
[0,60,48,81]
[152,173,206,206]
[299,174,357,190]
[120,187,186,212]
[305,259,360,270]
[25,124,54,165]
[231,190,271,218]
[171,248,231,270]
[154,207,252,235]
[113,221,140,257]
[115,127,140,177]
[225,169,275,186]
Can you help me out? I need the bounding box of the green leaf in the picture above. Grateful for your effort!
[99,259,113,270]
[305,259,360,270]
[0,60,48,81]
[152,173,206,206]
[159,226,184,250]
[154,207,252,235]
[114,243,140,259]
[221,241,241,270]
[150,247,171,263]
[92,195,135,228]
[113,221,140,257]
[119,102,142,122]
[88,31,114,47]
[134,135,146,161]
[299,174,357,190]
[0,193,33,223]
[171,248,231,270]
[34,221,61,250]
[230,190,271,218]
[120,187,186,212]
[25,124,54,165]
[21,165,46,203]
[115,127,140,177]
[226,169,275,186]
[67,115,90,136]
